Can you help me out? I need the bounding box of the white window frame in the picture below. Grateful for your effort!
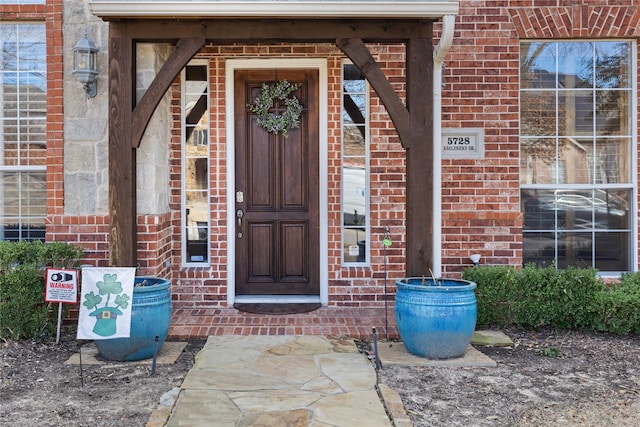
[181,60,211,266]
[341,59,371,266]
[0,22,47,241]
[519,39,638,275]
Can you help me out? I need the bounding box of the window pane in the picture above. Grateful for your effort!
[596,138,630,183]
[343,226,366,263]
[343,127,365,157]
[558,91,593,136]
[185,203,208,263]
[595,89,629,135]
[522,231,555,267]
[343,64,365,91]
[185,157,208,190]
[594,42,631,89]
[522,189,555,230]
[185,89,209,155]
[595,232,628,271]
[559,137,592,185]
[520,91,556,136]
[520,42,556,89]
[599,189,630,230]
[556,230,630,271]
[555,190,596,230]
[0,171,46,241]
[520,138,557,184]
[343,94,366,125]
[555,232,592,269]
[558,42,593,88]
[522,187,631,270]
[343,165,366,227]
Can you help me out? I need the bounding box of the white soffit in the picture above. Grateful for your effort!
[88,0,459,19]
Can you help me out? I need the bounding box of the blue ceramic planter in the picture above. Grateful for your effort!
[94,276,172,361]
[395,277,477,359]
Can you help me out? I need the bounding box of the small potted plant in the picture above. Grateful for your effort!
[395,273,477,359]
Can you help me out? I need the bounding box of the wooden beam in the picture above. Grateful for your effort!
[132,37,205,148]
[405,38,434,276]
[108,28,137,267]
[336,38,410,147]
[106,19,432,42]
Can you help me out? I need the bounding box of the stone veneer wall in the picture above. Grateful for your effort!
[52,1,173,273]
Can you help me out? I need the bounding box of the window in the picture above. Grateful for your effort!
[182,63,210,264]
[520,41,634,272]
[0,23,46,241]
[341,62,369,264]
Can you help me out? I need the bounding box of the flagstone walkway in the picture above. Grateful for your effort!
[164,335,393,426]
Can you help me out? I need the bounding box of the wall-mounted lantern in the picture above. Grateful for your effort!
[73,33,99,98]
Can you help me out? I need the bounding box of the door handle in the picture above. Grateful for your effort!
[236,209,244,238]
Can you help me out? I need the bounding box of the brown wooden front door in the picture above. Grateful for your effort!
[234,69,319,295]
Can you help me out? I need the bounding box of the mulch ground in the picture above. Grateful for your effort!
[1,328,639,426]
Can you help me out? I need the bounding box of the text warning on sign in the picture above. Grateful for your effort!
[45,268,78,304]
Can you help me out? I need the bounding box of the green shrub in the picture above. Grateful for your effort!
[463,266,515,327]
[0,240,83,270]
[595,273,640,334]
[0,241,83,340]
[464,264,618,332]
[0,264,51,339]
[510,265,604,330]
[508,263,562,329]
[618,271,640,288]
[554,266,605,330]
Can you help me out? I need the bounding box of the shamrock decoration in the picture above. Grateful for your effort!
[82,291,103,310]
[83,273,131,337]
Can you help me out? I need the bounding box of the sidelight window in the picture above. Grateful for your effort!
[341,62,370,264]
[181,62,210,264]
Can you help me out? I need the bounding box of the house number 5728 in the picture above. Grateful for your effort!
[447,137,471,145]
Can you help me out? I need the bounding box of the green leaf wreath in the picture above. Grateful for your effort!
[247,80,303,138]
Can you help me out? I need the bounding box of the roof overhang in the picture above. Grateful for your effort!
[88,0,459,19]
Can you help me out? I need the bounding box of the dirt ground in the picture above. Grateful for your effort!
[0,331,205,427]
[378,328,640,426]
[1,328,639,426]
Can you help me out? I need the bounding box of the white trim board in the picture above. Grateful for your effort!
[89,1,459,19]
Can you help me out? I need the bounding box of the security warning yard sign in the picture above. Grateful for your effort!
[46,268,80,344]
[45,268,78,304]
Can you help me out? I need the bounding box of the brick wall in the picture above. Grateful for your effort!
[439,2,523,274]
[437,0,640,275]
[38,0,640,312]
[165,44,409,309]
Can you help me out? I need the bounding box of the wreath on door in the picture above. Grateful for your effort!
[247,80,303,138]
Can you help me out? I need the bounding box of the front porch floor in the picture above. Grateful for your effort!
[168,306,399,340]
